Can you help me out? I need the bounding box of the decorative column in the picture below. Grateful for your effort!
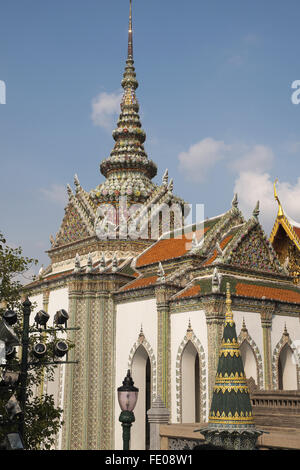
[98,288,116,450]
[155,285,172,411]
[86,281,103,450]
[62,276,90,450]
[202,297,225,405]
[147,395,170,450]
[260,304,274,390]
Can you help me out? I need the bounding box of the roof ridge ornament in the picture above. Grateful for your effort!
[168,178,174,193]
[74,174,81,192]
[67,184,73,198]
[212,267,222,293]
[157,261,166,283]
[73,253,81,273]
[274,178,284,218]
[99,253,106,273]
[86,253,93,273]
[231,193,238,209]
[192,232,198,249]
[112,254,118,273]
[252,200,260,220]
[162,169,169,186]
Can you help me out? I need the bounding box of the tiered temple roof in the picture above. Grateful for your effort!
[47,0,186,254]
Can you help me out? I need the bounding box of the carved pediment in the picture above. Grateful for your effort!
[55,203,91,247]
[226,224,283,274]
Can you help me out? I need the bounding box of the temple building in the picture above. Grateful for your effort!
[270,181,300,284]
[26,1,300,450]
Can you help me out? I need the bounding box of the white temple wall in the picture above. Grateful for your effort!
[271,315,300,351]
[170,309,208,422]
[29,293,43,316]
[114,297,157,450]
[234,310,263,352]
[47,288,69,323]
[233,310,264,386]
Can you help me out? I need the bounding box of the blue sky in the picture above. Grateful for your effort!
[1,0,300,276]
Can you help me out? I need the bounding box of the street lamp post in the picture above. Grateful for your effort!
[18,298,31,441]
[117,370,139,450]
[0,296,80,449]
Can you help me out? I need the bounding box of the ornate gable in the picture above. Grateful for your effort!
[192,194,245,259]
[55,202,91,247]
[225,220,283,274]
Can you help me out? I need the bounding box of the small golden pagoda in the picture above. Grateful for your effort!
[199,283,262,450]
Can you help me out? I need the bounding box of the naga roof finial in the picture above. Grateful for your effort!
[274,178,284,218]
[252,200,260,220]
[231,193,238,209]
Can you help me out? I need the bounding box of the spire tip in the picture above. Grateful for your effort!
[225,282,234,323]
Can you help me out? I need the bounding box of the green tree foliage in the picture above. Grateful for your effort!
[0,232,69,449]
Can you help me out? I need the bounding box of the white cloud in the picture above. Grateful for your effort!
[230,144,274,173]
[234,172,300,234]
[40,184,68,206]
[232,144,300,233]
[91,90,122,131]
[234,171,276,231]
[178,136,300,234]
[178,137,231,182]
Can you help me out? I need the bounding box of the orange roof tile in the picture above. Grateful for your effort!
[203,234,234,266]
[236,282,300,303]
[26,269,73,287]
[176,284,201,299]
[121,275,158,291]
[136,228,207,268]
[292,225,300,240]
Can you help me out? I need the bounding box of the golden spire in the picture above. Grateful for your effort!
[274,178,284,218]
[225,282,234,323]
[128,0,133,58]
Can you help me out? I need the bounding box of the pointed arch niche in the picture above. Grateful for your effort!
[237,319,264,389]
[175,321,206,423]
[128,328,157,450]
[272,326,300,390]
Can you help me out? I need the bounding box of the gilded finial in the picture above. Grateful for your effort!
[274,178,284,218]
[139,323,145,341]
[225,282,234,323]
[186,318,193,339]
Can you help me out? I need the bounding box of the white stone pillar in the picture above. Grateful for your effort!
[147,396,170,450]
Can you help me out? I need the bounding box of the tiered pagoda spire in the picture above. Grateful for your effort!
[199,283,262,450]
[93,0,157,206]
